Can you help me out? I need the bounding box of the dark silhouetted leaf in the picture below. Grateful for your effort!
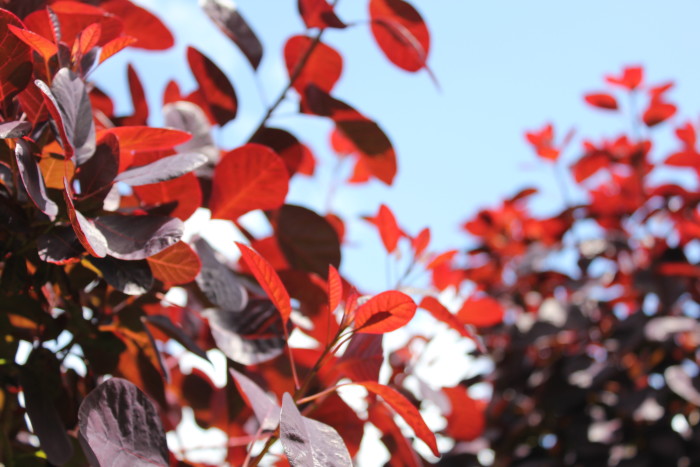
[251,127,310,176]
[201,0,263,70]
[115,152,207,186]
[280,392,352,467]
[276,204,341,278]
[50,68,96,164]
[187,46,238,126]
[78,378,168,467]
[230,368,280,431]
[297,0,345,29]
[15,139,58,220]
[146,241,201,285]
[63,179,108,257]
[0,9,32,103]
[194,237,248,311]
[354,291,417,334]
[88,256,154,295]
[210,144,289,221]
[76,133,119,200]
[93,215,183,260]
[20,348,74,466]
[419,296,475,339]
[0,120,31,139]
[37,226,83,264]
[8,23,57,62]
[144,314,209,361]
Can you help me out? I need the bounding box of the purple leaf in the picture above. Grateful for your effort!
[144,314,209,361]
[230,368,280,431]
[115,152,208,186]
[88,256,154,295]
[204,299,285,365]
[76,133,119,200]
[37,226,83,264]
[64,179,108,257]
[15,138,58,220]
[93,215,183,260]
[201,0,263,70]
[78,378,168,467]
[194,237,248,312]
[163,101,218,165]
[0,120,31,138]
[49,68,96,165]
[20,348,74,466]
[339,333,383,382]
[280,392,352,467]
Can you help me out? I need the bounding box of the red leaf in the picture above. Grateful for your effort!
[0,10,32,102]
[98,35,137,63]
[210,144,289,221]
[330,128,355,156]
[8,24,57,62]
[24,2,123,47]
[250,127,310,176]
[18,81,49,125]
[571,150,610,183]
[297,0,345,29]
[187,46,237,126]
[133,172,202,221]
[369,0,430,73]
[146,241,201,285]
[676,122,697,149]
[605,65,643,90]
[354,291,416,334]
[327,265,342,313]
[285,35,342,95]
[75,22,101,57]
[643,97,676,127]
[419,296,475,339]
[457,295,504,327]
[368,204,402,253]
[525,123,559,162]
[411,227,430,257]
[368,403,422,467]
[584,92,618,110]
[100,0,173,50]
[357,381,439,457]
[442,386,485,442]
[236,242,292,325]
[100,126,192,152]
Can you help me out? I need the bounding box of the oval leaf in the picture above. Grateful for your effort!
[0,10,32,102]
[369,0,431,72]
[93,215,183,260]
[88,256,154,295]
[78,378,169,467]
[284,35,342,95]
[210,143,289,221]
[101,126,192,152]
[100,0,174,50]
[230,368,281,432]
[194,237,248,311]
[15,139,58,220]
[354,291,417,334]
[146,241,201,285]
[201,0,263,70]
[187,46,238,126]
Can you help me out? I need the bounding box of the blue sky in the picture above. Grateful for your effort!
[93,0,700,291]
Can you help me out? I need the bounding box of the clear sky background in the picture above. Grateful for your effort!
[92,0,700,291]
[87,1,700,462]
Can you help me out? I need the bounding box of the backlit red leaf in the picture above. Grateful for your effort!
[0,10,32,102]
[8,24,57,62]
[457,295,504,327]
[98,35,137,63]
[100,126,192,152]
[146,241,201,285]
[210,144,289,221]
[353,290,416,334]
[236,242,292,325]
[24,2,122,47]
[369,204,402,254]
[605,65,643,90]
[298,0,345,29]
[328,265,342,313]
[419,296,475,339]
[357,381,439,457]
[369,0,430,72]
[187,46,237,126]
[643,97,676,127]
[251,127,310,176]
[584,92,618,110]
[442,386,484,442]
[411,227,430,257]
[100,0,173,50]
[284,35,342,95]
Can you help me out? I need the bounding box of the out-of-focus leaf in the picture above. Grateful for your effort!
[665,366,700,406]
[297,0,345,29]
[99,35,138,63]
[276,204,341,279]
[584,92,618,110]
[93,215,183,260]
[114,152,207,186]
[78,378,169,467]
[146,241,201,285]
[200,0,263,70]
[187,46,238,126]
[15,139,58,220]
[0,9,32,102]
[230,368,280,431]
[194,237,248,311]
[76,133,119,200]
[369,0,430,73]
[354,291,417,334]
[101,0,174,50]
[279,392,352,467]
[419,296,475,339]
[284,35,342,95]
[88,256,154,295]
[457,295,504,327]
[163,101,218,165]
[144,314,209,361]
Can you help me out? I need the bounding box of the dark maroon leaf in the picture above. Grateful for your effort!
[144,314,209,361]
[114,152,208,186]
[93,215,183,260]
[338,333,383,382]
[201,0,263,70]
[20,348,74,466]
[15,138,58,220]
[251,127,307,176]
[0,9,32,103]
[276,204,340,279]
[78,378,168,467]
[187,46,238,126]
[37,226,83,264]
[0,120,31,138]
[204,299,285,365]
[88,256,154,295]
[194,237,248,312]
[279,392,352,467]
[162,101,217,165]
[63,179,108,257]
[76,133,119,200]
[50,68,96,165]
[230,368,280,431]
[35,79,73,159]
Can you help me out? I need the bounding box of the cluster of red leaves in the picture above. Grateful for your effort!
[0,1,492,466]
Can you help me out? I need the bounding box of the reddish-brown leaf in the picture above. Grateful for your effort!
[457,296,504,327]
[63,179,107,257]
[419,296,475,339]
[0,10,32,102]
[584,92,618,110]
[369,0,430,72]
[298,0,345,29]
[237,243,292,325]
[210,144,289,221]
[8,24,57,62]
[354,291,416,334]
[187,46,237,126]
[100,126,192,152]
[100,0,173,50]
[284,35,342,96]
[357,381,439,457]
[133,172,202,221]
[98,35,137,63]
[327,265,342,313]
[147,241,201,285]
[201,0,263,70]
